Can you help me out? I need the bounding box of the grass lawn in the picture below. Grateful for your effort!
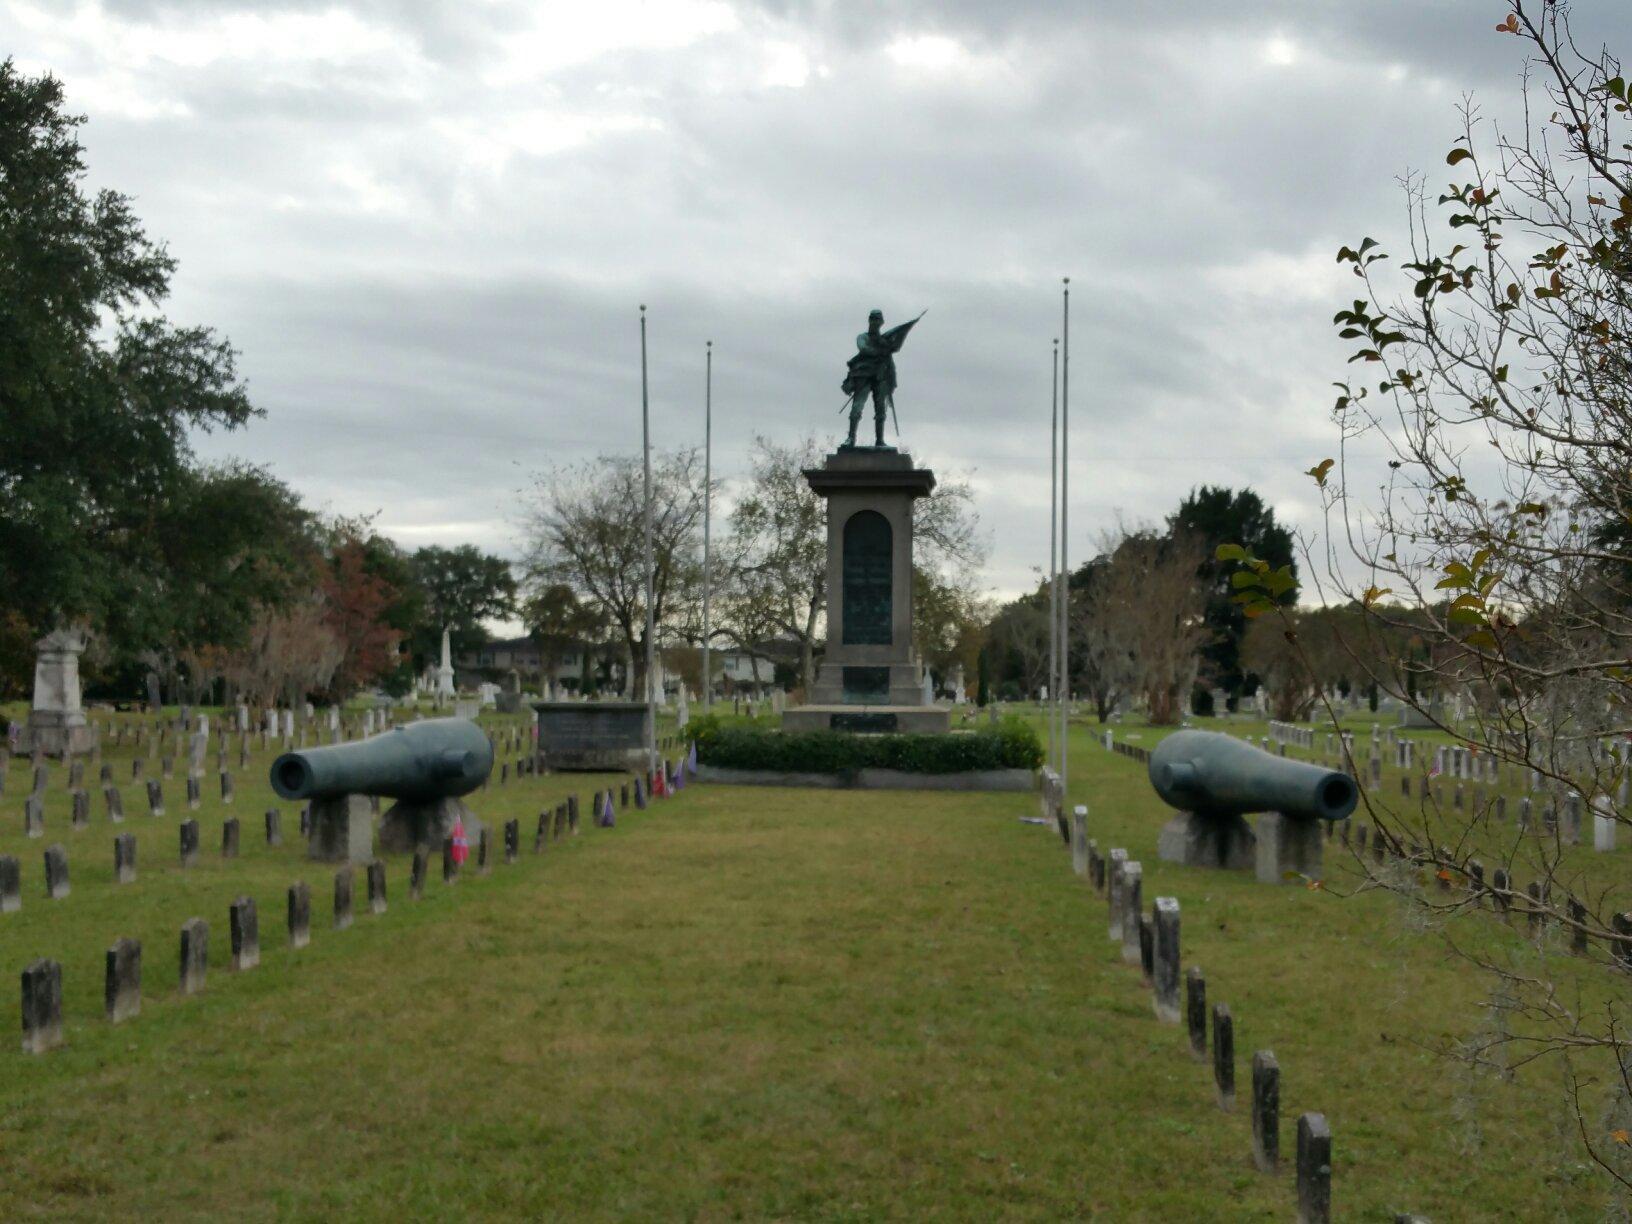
[0,707,1613,1219]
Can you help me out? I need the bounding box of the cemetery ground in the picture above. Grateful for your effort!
[0,708,1611,1219]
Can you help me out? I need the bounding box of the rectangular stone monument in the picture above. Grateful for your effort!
[114,833,136,884]
[265,808,282,846]
[229,896,259,970]
[1152,897,1180,1022]
[23,795,43,839]
[1213,1003,1235,1111]
[1186,967,1207,1059]
[105,938,140,1023]
[1251,1050,1281,1173]
[43,844,68,899]
[21,959,63,1053]
[783,449,949,734]
[1296,1113,1333,1223]
[179,918,208,994]
[103,784,123,823]
[1106,848,1128,940]
[333,868,354,929]
[410,849,427,899]
[367,860,387,914]
[504,818,519,864]
[146,779,164,816]
[0,856,19,912]
[179,819,199,867]
[221,817,240,859]
[1119,862,1143,966]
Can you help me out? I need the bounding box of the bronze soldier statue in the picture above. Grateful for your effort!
[841,309,924,448]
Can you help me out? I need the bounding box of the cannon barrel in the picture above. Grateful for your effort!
[270,717,493,802]
[1149,730,1358,822]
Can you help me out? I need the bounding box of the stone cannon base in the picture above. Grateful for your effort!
[1255,811,1324,884]
[308,795,374,864]
[1157,810,1256,871]
[379,796,484,855]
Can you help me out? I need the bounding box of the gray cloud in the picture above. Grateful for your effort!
[10,0,1630,610]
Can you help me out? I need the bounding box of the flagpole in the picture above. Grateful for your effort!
[1048,337,1059,774]
[640,305,657,775]
[1058,278,1070,797]
[702,339,713,713]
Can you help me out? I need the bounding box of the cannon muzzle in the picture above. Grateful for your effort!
[270,717,493,802]
[1149,730,1358,821]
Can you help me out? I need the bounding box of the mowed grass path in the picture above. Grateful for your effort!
[0,725,1603,1219]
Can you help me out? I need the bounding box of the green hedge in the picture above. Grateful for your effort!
[687,713,1043,774]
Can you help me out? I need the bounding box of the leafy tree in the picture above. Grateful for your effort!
[321,534,406,698]
[521,450,706,698]
[406,544,518,667]
[0,61,268,659]
[523,583,604,688]
[1167,486,1295,707]
[1227,3,1632,1184]
[722,436,827,689]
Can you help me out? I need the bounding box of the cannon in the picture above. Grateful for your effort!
[270,718,492,861]
[1149,730,1358,883]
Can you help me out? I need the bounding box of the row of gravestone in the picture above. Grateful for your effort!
[14,773,240,837]
[1250,737,1632,946]
[0,810,295,910]
[1056,806,1337,1222]
[12,767,701,1064]
[1341,819,1632,964]
[14,753,704,1054]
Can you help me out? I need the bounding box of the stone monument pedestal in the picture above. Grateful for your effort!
[21,627,99,759]
[786,447,950,735]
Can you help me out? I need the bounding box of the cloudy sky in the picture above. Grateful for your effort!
[10,0,1630,613]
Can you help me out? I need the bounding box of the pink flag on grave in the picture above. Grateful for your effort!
[450,817,469,864]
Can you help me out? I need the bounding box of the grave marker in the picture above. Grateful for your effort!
[1251,1051,1280,1173]
[21,959,63,1054]
[1152,898,1180,1022]
[43,844,69,899]
[1186,967,1207,1057]
[105,938,140,1023]
[367,860,386,914]
[1296,1113,1332,1223]
[1213,1003,1235,1111]
[114,833,136,884]
[179,918,208,994]
[227,897,259,970]
[0,856,19,912]
[179,819,199,867]
[334,868,354,929]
